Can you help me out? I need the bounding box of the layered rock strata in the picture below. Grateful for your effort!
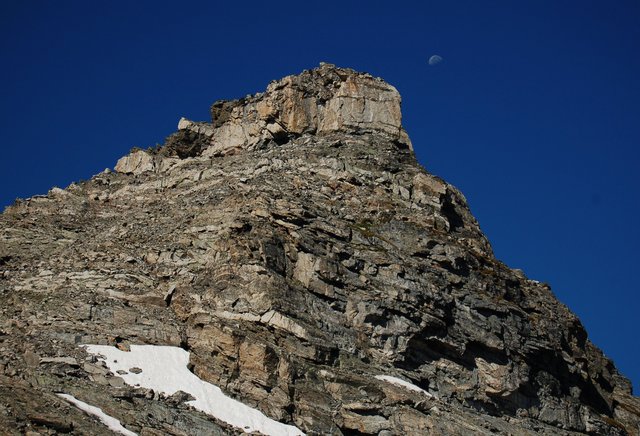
[1,64,639,435]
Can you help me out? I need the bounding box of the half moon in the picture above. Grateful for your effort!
[428,55,443,66]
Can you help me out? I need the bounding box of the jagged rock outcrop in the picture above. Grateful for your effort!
[179,62,411,156]
[1,64,639,435]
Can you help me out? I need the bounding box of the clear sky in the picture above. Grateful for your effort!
[1,1,638,392]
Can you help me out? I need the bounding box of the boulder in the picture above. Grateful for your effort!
[114,150,155,174]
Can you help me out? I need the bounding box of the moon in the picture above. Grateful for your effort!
[428,55,443,66]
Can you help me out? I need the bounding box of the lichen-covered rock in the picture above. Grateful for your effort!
[1,64,638,435]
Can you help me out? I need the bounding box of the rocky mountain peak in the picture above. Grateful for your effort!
[2,65,640,435]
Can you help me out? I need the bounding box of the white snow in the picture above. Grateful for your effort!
[57,393,137,436]
[83,344,305,436]
[374,375,432,397]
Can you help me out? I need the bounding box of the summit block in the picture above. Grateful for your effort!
[189,63,410,156]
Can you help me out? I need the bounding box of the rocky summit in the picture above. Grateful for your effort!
[1,63,639,435]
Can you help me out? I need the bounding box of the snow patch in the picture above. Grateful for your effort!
[375,375,432,397]
[57,393,137,436]
[83,344,304,436]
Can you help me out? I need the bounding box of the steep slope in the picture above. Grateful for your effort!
[1,63,638,435]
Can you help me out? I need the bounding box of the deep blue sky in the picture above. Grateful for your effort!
[2,1,638,392]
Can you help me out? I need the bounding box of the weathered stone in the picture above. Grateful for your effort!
[28,413,73,432]
[114,149,155,174]
[0,64,638,436]
[23,351,39,368]
[200,63,411,156]
[39,356,78,366]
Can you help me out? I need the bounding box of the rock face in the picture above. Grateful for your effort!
[180,62,410,156]
[1,64,639,435]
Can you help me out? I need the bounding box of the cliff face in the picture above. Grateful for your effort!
[1,64,638,435]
